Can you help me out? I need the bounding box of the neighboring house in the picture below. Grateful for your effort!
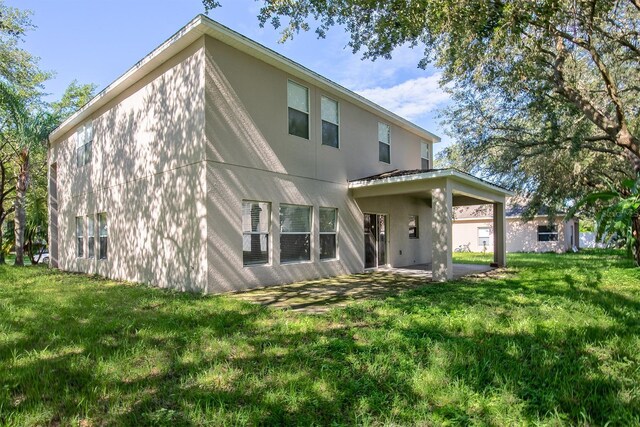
[453,203,579,253]
[47,15,511,293]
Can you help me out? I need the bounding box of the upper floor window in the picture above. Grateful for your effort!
[280,204,311,263]
[76,122,93,167]
[421,142,430,169]
[378,122,390,163]
[321,96,339,148]
[537,225,558,242]
[287,80,309,139]
[242,201,270,266]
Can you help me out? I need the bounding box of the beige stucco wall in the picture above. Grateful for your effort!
[452,217,576,253]
[49,39,208,291]
[203,36,432,184]
[202,35,436,291]
[49,33,441,293]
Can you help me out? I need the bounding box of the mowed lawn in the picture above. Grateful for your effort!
[1,251,639,426]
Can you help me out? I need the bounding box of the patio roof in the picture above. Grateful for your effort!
[349,168,513,205]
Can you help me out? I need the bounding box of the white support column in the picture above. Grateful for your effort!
[432,183,453,281]
[493,202,506,266]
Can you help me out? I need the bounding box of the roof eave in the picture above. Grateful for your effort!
[349,169,514,197]
[50,14,441,144]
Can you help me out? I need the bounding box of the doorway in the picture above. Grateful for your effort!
[364,213,387,269]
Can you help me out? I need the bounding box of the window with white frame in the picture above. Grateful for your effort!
[242,201,270,266]
[280,204,311,263]
[319,207,337,260]
[321,96,339,148]
[378,122,390,163]
[76,122,93,167]
[537,225,558,242]
[478,227,491,248]
[87,214,95,258]
[421,142,430,169]
[76,216,84,258]
[98,212,108,259]
[409,215,419,239]
[287,80,309,139]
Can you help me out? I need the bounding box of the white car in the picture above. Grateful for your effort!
[33,250,49,264]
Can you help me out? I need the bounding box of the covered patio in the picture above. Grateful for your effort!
[349,169,513,281]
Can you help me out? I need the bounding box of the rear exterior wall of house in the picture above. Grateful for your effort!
[202,36,435,291]
[49,34,437,293]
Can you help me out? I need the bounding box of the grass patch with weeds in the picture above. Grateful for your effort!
[0,250,639,425]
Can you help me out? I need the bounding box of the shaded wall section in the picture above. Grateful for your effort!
[48,39,207,291]
[353,195,432,268]
[206,163,363,292]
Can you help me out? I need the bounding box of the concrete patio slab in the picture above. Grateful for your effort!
[230,263,495,313]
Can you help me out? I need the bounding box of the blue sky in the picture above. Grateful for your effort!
[9,0,452,154]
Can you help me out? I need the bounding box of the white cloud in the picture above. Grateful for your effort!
[356,74,449,120]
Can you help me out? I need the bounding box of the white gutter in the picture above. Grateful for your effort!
[50,15,441,144]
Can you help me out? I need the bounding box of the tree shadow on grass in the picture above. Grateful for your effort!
[1,250,639,425]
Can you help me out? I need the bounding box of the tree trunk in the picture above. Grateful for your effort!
[0,223,4,265]
[13,149,29,267]
[633,213,640,267]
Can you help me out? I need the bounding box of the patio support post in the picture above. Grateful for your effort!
[432,183,453,281]
[493,201,506,266]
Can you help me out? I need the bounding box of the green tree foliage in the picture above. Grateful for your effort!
[569,178,640,262]
[0,1,49,99]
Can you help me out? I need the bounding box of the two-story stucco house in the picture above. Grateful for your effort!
[48,15,511,293]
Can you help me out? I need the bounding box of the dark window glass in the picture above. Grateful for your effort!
[421,158,429,169]
[98,213,108,259]
[537,225,558,242]
[242,234,269,265]
[99,237,108,259]
[88,237,95,258]
[320,234,336,260]
[85,142,92,164]
[288,107,309,139]
[280,234,311,263]
[322,121,339,148]
[379,141,390,163]
[409,215,419,239]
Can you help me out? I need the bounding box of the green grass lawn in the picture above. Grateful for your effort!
[1,250,639,426]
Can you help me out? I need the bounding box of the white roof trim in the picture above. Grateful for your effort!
[348,169,514,196]
[50,14,441,143]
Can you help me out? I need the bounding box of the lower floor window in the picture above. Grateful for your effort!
[98,212,108,259]
[242,201,270,266]
[320,207,337,260]
[280,204,311,263]
[87,215,95,258]
[537,225,558,242]
[76,216,84,258]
